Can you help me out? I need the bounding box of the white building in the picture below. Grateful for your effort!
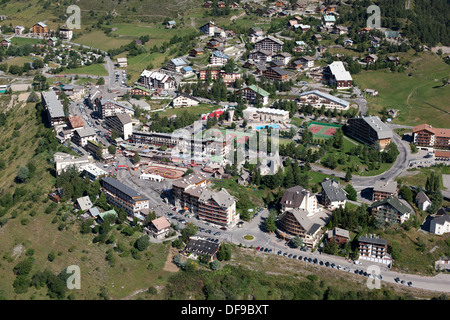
[297,90,350,110]
[415,191,432,211]
[54,152,93,175]
[172,93,200,108]
[327,61,353,89]
[280,185,318,215]
[72,127,97,147]
[430,209,450,235]
[242,106,290,123]
[117,57,128,67]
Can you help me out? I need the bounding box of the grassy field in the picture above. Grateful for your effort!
[353,51,450,128]
[3,56,33,67]
[9,37,42,46]
[59,64,108,76]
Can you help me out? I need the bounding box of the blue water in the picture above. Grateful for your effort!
[255,124,281,130]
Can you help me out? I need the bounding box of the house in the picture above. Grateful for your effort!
[248,27,264,43]
[280,185,318,214]
[171,93,200,108]
[181,66,195,78]
[386,56,400,65]
[327,227,350,245]
[68,115,84,130]
[262,66,289,81]
[184,236,220,261]
[372,180,398,201]
[146,216,171,239]
[79,163,107,181]
[415,191,432,211]
[189,47,204,57]
[117,57,128,68]
[254,36,284,53]
[76,196,93,212]
[48,188,63,203]
[278,208,322,249]
[297,90,350,111]
[199,69,221,81]
[312,34,322,41]
[166,20,176,29]
[14,26,25,35]
[363,54,378,64]
[238,85,270,106]
[293,56,314,70]
[272,52,291,66]
[343,39,353,47]
[0,38,11,48]
[72,127,97,147]
[345,116,393,150]
[206,37,226,50]
[31,22,48,37]
[323,15,336,27]
[59,26,73,40]
[166,58,188,73]
[358,27,371,36]
[130,85,153,97]
[320,178,347,209]
[333,25,348,35]
[327,61,353,89]
[412,124,450,149]
[199,21,226,38]
[358,235,391,265]
[101,177,150,215]
[209,50,229,66]
[364,88,378,96]
[430,209,450,235]
[370,195,412,225]
[249,49,273,63]
[47,37,59,46]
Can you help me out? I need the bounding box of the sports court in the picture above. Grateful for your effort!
[143,165,185,179]
[307,121,341,139]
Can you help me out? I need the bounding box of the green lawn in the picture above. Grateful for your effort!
[353,51,450,128]
[10,37,42,46]
[59,64,108,76]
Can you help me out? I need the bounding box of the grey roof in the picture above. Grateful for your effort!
[373,180,397,194]
[42,91,65,119]
[88,207,100,217]
[358,236,388,246]
[299,90,350,108]
[114,113,132,125]
[76,196,93,211]
[269,66,289,76]
[354,116,393,140]
[289,208,321,235]
[321,178,347,202]
[199,188,235,208]
[75,126,96,138]
[185,237,220,256]
[433,211,450,225]
[371,196,412,215]
[415,191,431,205]
[101,177,149,201]
[281,185,308,208]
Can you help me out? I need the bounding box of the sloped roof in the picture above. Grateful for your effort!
[321,178,347,202]
[371,196,412,215]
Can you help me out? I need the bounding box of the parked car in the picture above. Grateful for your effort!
[407,281,412,287]
[256,246,261,251]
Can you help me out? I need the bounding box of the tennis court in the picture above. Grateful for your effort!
[307,121,341,139]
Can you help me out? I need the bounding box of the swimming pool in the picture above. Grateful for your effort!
[255,124,281,130]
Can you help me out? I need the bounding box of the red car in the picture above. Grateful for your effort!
[256,246,261,251]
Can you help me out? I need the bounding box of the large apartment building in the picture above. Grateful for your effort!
[372,180,398,201]
[370,196,412,225]
[104,113,133,140]
[327,61,353,89]
[358,235,391,265]
[278,208,322,249]
[238,85,270,105]
[297,90,350,111]
[172,173,238,226]
[345,116,393,150]
[41,91,65,126]
[99,99,134,119]
[254,36,284,53]
[412,124,450,150]
[139,70,175,90]
[100,177,149,215]
[131,131,230,157]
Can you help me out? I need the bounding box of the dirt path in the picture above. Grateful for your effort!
[163,247,180,273]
